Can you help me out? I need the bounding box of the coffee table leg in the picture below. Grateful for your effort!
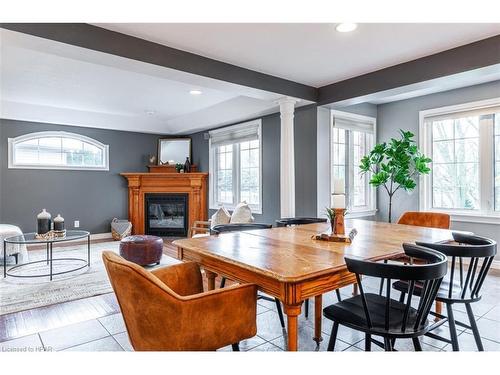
[46,243,49,265]
[49,242,53,281]
[3,240,6,277]
[87,235,91,267]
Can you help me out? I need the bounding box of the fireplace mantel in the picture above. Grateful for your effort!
[121,172,208,235]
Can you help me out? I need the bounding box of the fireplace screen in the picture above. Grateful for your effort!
[145,193,188,236]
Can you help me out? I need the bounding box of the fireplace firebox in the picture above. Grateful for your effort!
[145,193,188,237]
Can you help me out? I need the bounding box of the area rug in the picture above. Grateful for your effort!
[0,240,180,315]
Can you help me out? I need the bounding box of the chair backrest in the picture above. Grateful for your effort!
[276,217,327,227]
[211,223,272,234]
[397,211,450,229]
[345,243,447,333]
[416,232,497,302]
[102,251,184,350]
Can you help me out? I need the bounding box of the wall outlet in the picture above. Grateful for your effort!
[74,220,80,228]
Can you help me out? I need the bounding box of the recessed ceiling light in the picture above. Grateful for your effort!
[145,110,156,116]
[189,89,203,95]
[336,23,357,33]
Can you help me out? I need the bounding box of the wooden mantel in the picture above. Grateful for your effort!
[121,172,208,235]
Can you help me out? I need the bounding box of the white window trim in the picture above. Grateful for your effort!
[208,120,263,214]
[330,110,377,218]
[8,131,109,171]
[419,97,500,224]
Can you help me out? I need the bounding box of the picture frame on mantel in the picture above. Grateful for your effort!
[157,137,192,165]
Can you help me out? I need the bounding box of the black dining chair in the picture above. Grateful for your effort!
[211,223,287,328]
[275,217,327,227]
[393,232,497,351]
[276,217,341,319]
[323,243,447,351]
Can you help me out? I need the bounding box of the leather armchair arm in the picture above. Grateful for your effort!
[151,261,204,296]
[179,283,258,350]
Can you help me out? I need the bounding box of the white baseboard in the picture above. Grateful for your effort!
[90,232,113,240]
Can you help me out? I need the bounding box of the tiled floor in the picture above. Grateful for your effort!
[1,274,499,352]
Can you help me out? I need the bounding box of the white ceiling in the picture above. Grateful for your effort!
[96,23,500,86]
[1,29,303,135]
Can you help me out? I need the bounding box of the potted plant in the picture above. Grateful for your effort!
[175,163,184,173]
[359,130,431,223]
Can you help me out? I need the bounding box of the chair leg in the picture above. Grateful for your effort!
[384,337,393,351]
[305,298,309,318]
[231,343,240,351]
[220,277,226,288]
[335,289,342,302]
[365,334,371,351]
[446,303,460,351]
[327,322,339,351]
[275,298,286,328]
[412,337,422,351]
[13,253,19,265]
[399,292,406,303]
[465,303,484,351]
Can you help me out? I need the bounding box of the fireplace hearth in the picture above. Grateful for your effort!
[145,193,188,237]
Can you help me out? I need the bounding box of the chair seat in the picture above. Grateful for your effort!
[323,293,425,335]
[392,279,478,303]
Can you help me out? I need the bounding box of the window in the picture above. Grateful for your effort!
[331,111,377,216]
[209,120,262,213]
[420,98,500,222]
[8,131,109,171]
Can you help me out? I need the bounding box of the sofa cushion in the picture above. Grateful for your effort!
[210,207,231,228]
[230,202,255,224]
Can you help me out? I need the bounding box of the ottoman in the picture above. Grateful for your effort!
[119,235,163,266]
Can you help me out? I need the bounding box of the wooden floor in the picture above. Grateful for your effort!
[0,239,228,342]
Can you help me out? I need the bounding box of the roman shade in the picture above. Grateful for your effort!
[209,120,261,147]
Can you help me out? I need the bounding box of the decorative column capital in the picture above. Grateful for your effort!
[277,97,299,115]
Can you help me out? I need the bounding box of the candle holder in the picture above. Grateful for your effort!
[314,207,353,243]
[332,208,346,235]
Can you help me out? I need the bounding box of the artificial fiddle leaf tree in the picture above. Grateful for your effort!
[359,130,432,223]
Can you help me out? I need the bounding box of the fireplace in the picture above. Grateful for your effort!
[145,193,188,237]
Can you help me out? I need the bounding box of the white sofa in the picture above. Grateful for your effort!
[0,224,28,264]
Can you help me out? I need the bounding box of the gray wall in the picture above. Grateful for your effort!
[190,105,318,224]
[0,119,161,233]
[376,80,500,245]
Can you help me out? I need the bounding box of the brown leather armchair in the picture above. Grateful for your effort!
[102,251,258,351]
[397,211,450,229]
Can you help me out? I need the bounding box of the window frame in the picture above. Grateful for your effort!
[8,131,109,171]
[330,110,377,218]
[208,120,263,214]
[419,97,500,224]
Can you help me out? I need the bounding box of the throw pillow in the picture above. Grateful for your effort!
[230,201,255,224]
[210,206,231,228]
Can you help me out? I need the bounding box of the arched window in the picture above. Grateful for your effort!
[8,131,109,171]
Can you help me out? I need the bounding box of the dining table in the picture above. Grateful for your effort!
[173,218,454,351]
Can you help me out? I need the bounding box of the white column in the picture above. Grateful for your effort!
[279,97,297,218]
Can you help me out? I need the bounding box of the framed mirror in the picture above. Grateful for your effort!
[157,138,192,165]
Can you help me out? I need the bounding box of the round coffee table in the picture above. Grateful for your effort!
[3,230,91,281]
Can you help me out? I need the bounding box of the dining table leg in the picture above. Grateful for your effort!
[283,303,302,351]
[313,295,323,344]
[205,269,217,291]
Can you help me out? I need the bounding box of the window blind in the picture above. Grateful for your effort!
[424,105,500,122]
[332,115,375,134]
[209,120,261,147]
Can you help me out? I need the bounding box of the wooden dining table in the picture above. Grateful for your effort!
[173,219,454,351]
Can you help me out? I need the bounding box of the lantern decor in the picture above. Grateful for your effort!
[35,210,67,239]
